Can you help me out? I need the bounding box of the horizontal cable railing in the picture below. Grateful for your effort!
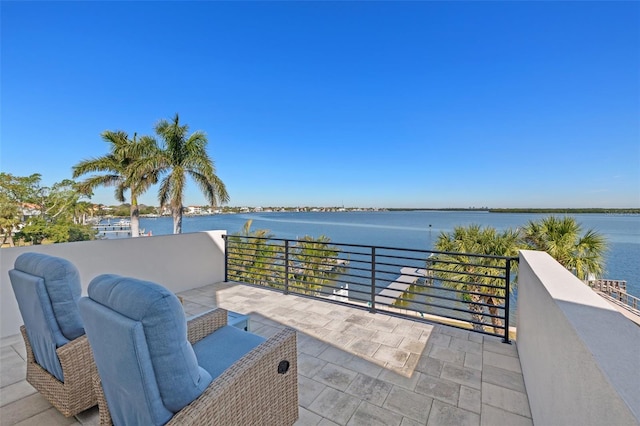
[224,235,518,342]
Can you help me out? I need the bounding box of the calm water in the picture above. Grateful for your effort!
[132,211,640,298]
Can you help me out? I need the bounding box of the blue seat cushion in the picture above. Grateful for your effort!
[193,325,266,380]
[10,269,67,382]
[79,297,173,426]
[87,274,212,413]
[14,253,84,341]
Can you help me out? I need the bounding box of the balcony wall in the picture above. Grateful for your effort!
[517,250,640,425]
[0,231,226,338]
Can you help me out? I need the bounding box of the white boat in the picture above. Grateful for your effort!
[330,284,349,302]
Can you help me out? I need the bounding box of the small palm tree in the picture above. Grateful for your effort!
[73,131,157,237]
[290,235,344,296]
[150,114,229,234]
[522,215,607,280]
[71,201,93,225]
[432,224,520,333]
[228,220,279,286]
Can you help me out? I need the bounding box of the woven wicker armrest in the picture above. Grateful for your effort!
[57,335,94,373]
[187,308,228,345]
[169,327,299,426]
[57,334,97,387]
[20,325,97,417]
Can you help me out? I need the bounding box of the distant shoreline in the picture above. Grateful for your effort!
[101,206,640,217]
[387,208,640,214]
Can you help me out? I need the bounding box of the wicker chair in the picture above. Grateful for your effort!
[80,275,298,426]
[9,253,97,417]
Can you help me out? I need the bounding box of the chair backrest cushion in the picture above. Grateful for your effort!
[13,252,84,340]
[82,274,212,414]
[79,297,173,426]
[10,269,66,382]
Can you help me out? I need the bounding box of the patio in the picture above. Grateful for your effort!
[1,280,532,426]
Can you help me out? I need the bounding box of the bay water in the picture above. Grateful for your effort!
[133,210,640,299]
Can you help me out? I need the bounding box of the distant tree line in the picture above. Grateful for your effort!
[0,173,97,246]
[388,208,639,214]
[488,208,640,214]
[107,204,159,217]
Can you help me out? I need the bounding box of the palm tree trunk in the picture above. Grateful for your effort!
[173,205,182,234]
[130,196,140,238]
[468,293,485,332]
[486,298,504,335]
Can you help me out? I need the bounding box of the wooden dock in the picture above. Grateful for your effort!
[92,223,140,236]
[375,267,426,306]
[588,279,640,325]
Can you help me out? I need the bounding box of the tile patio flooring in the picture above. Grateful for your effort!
[1,281,533,426]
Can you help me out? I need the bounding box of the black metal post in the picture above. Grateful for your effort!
[284,240,289,295]
[503,257,511,344]
[370,247,376,313]
[223,234,228,282]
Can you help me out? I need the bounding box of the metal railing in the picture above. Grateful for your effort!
[588,279,640,313]
[223,235,518,343]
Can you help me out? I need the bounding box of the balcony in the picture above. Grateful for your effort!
[1,232,638,425]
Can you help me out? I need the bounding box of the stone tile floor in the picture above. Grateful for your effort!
[1,281,533,425]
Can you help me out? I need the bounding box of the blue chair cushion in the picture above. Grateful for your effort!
[79,297,173,426]
[10,269,67,382]
[86,274,212,413]
[14,252,84,341]
[193,325,266,380]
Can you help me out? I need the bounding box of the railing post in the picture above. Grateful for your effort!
[224,234,228,282]
[284,240,289,295]
[370,247,376,313]
[503,257,511,344]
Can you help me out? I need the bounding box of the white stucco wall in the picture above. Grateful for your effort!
[518,250,640,425]
[1,231,227,338]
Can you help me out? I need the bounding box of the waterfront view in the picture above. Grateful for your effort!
[2,1,639,424]
[121,210,640,299]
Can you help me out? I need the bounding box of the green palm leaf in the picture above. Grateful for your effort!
[152,113,229,234]
[72,130,158,237]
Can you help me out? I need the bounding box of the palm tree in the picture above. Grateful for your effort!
[290,235,345,296]
[71,201,93,225]
[522,215,607,280]
[227,220,280,286]
[150,114,229,234]
[432,224,520,333]
[73,131,157,237]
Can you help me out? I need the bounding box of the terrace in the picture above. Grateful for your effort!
[1,231,638,425]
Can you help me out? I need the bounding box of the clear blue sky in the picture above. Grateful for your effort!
[2,1,639,208]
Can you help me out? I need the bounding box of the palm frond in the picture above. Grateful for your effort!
[158,176,172,208]
[73,129,158,209]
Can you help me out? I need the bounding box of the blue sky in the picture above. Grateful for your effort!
[2,1,639,208]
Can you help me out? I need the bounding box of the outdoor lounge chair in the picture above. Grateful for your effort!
[79,274,298,426]
[9,252,97,417]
